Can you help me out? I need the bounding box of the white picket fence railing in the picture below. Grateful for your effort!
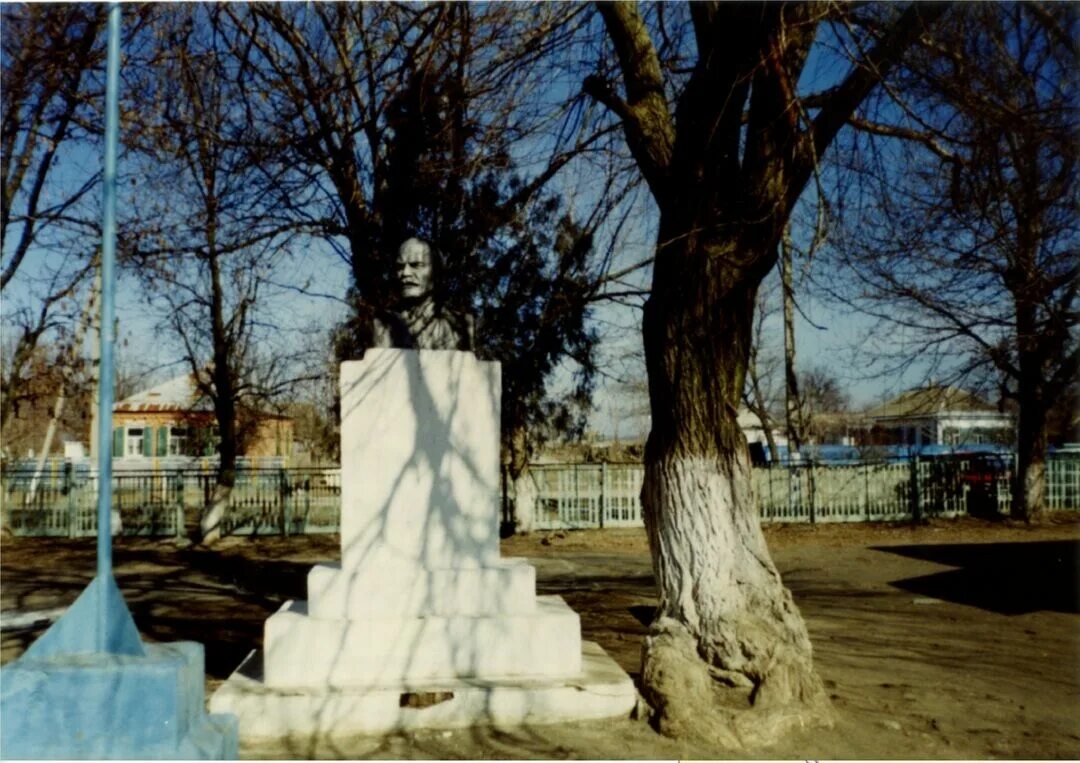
[520,455,1080,530]
[5,455,1077,536]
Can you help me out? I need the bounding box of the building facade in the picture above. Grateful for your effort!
[863,386,1014,448]
[110,375,293,464]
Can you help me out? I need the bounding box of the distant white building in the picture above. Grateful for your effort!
[863,386,1014,448]
[737,407,788,449]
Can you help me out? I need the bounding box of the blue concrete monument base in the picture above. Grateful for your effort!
[1,642,237,760]
[0,575,238,759]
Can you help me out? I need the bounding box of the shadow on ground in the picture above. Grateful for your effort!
[0,539,327,680]
[872,539,1079,615]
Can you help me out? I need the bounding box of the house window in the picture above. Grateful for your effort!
[168,426,189,456]
[126,427,145,457]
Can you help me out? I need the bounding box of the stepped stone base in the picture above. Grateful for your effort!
[264,595,581,688]
[211,351,639,741]
[210,641,637,739]
[307,557,536,617]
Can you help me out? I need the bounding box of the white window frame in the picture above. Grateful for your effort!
[168,426,189,456]
[125,426,146,458]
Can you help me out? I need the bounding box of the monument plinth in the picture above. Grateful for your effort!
[210,349,636,738]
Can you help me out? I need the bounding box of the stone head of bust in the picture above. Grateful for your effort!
[369,236,474,351]
[394,237,438,305]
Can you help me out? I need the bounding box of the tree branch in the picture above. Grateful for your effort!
[588,2,674,197]
[792,3,950,207]
[846,115,958,161]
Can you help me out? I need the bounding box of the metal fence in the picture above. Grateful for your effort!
[528,462,646,529]
[1,465,340,538]
[2,454,1077,537]
[521,453,1080,529]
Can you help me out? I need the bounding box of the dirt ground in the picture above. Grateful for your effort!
[2,515,1079,759]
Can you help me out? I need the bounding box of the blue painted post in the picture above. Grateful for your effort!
[95,3,121,645]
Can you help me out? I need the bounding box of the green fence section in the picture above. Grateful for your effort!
[212,469,340,536]
[2,466,184,538]
[1,466,339,538]
[2,454,1077,537]
[528,463,644,529]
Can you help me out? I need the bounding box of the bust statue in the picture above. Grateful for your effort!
[372,237,474,351]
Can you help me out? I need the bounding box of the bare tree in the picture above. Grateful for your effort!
[217,3,635,534]
[1,5,104,434]
[823,2,1077,520]
[584,1,946,745]
[125,6,320,542]
[217,3,604,308]
[744,284,782,463]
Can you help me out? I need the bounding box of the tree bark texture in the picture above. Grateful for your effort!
[198,198,238,545]
[590,0,943,746]
[1014,402,1047,523]
[1013,286,1048,522]
[639,229,830,746]
[507,426,536,534]
[1009,236,1051,522]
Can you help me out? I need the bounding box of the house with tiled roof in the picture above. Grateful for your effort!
[109,374,293,464]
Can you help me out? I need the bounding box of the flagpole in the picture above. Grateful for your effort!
[95,3,121,635]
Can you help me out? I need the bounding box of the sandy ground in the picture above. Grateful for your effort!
[2,515,1079,759]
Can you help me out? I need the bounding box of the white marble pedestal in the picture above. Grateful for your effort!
[209,350,636,738]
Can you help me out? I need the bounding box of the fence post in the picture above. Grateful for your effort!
[766,463,774,522]
[571,463,577,527]
[65,461,76,538]
[808,461,816,525]
[787,463,800,521]
[304,472,311,534]
[175,471,185,539]
[910,455,922,523]
[863,461,870,522]
[599,462,606,529]
[280,468,291,537]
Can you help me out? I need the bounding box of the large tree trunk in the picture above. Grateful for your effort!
[198,223,237,545]
[639,232,830,747]
[1011,283,1048,522]
[200,388,236,544]
[1012,393,1047,522]
[507,426,536,534]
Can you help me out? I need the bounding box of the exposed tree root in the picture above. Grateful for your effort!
[642,617,832,748]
